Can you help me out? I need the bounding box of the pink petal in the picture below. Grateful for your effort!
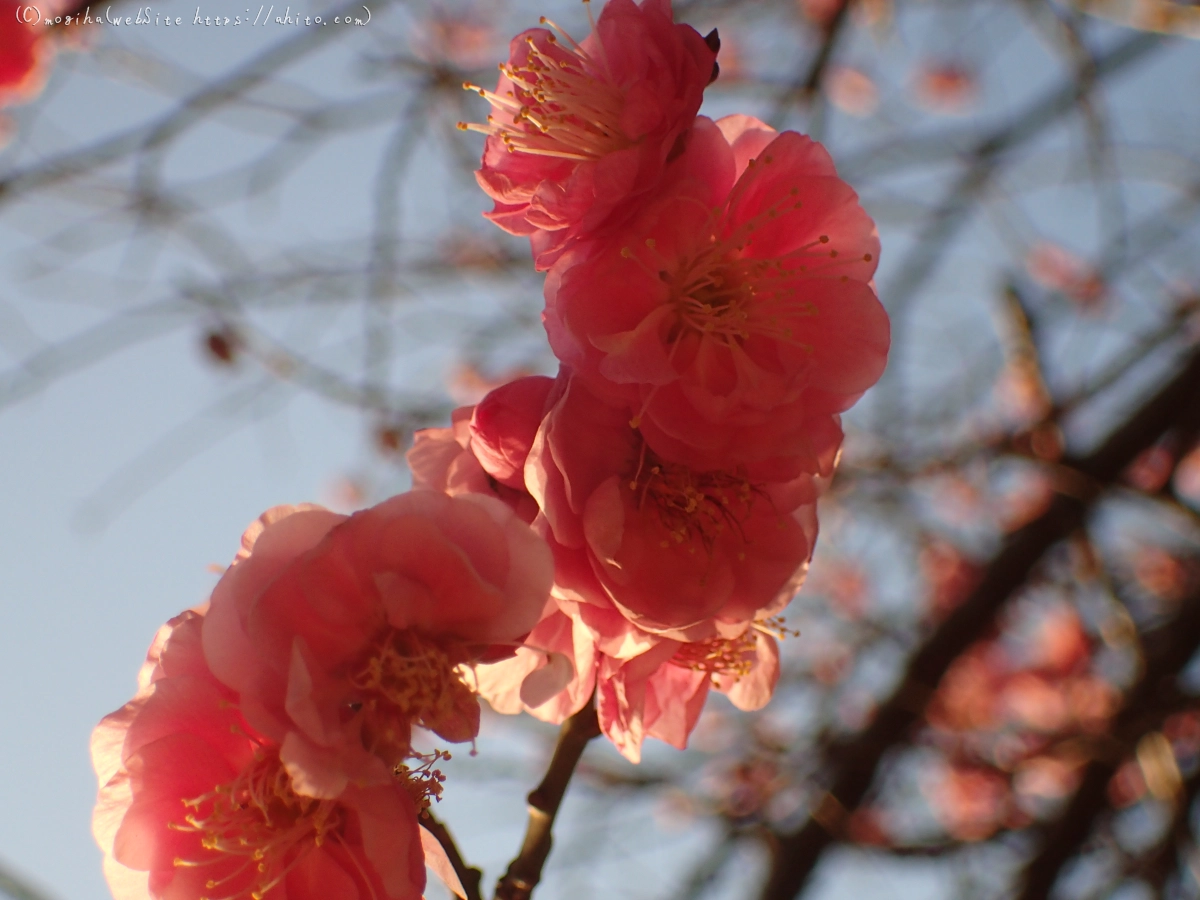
[421,825,466,900]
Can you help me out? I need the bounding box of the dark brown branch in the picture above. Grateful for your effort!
[758,348,1200,900]
[493,703,601,900]
[421,812,484,900]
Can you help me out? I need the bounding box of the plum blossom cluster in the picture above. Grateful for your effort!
[428,0,890,761]
[91,1,888,896]
[92,494,554,899]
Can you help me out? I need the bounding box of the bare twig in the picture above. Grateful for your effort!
[0,859,57,900]
[766,0,851,129]
[0,0,390,209]
[421,812,484,900]
[493,703,601,900]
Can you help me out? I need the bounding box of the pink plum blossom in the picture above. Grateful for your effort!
[408,375,557,522]
[467,374,558,490]
[525,369,820,642]
[201,493,553,798]
[0,0,55,110]
[410,374,802,760]
[597,627,780,762]
[543,114,889,478]
[472,604,781,763]
[461,0,717,269]
[91,610,428,900]
[470,607,598,725]
[406,405,535,521]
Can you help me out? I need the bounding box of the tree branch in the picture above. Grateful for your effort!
[493,703,601,900]
[0,859,57,900]
[758,347,1200,900]
[767,0,852,129]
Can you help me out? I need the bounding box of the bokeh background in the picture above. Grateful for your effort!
[2,0,1200,898]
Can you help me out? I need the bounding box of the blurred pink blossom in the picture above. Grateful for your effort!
[912,61,979,115]
[825,66,879,117]
[1174,442,1200,504]
[412,8,495,70]
[1026,242,1106,310]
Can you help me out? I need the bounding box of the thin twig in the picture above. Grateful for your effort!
[421,812,484,900]
[673,827,738,900]
[766,0,851,129]
[493,703,601,900]
[0,859,58,900]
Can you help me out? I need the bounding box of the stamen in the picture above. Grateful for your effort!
[347,630,475,765]
[754,616,801,640]
[670,632,758,679]
[613,180,877,353]
[396,749,452,813]
[461,10,630,162]
[626,439,764,555]
[171,753,343,900]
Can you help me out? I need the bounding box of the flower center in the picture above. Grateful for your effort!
[459,14,631,162]
[669,619,795,684]
[397,748,453,813]
[348,630,475,762]
[670,632,758,678]
[171,752,342,900]
[626,441,761,554]
[618,158,877,350]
